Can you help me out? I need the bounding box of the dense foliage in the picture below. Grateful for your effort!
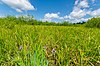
[0,16,100,66]
[85,17,100,28]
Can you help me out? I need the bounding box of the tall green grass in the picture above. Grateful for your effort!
[0,16,100,66]
[0,24,100,66]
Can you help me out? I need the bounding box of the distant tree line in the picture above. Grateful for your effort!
[0,15,100,28]
[0,15,73,26]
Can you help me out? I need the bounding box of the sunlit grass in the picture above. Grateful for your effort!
[0,24,100,66]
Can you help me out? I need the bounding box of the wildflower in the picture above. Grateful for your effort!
[52,48,56,54]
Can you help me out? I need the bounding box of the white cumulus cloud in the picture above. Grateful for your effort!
[69,7,86,18]
[1,0,35,12]
[42,13,60,22]
[42,0,99,23]
[68,0,89,19]
[63,0,90,23]
[44,13,60,19]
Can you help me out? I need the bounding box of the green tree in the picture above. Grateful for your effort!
[85,17,100,28]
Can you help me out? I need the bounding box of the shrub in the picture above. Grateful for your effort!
[60,21,73,26]
[85,17,100,28]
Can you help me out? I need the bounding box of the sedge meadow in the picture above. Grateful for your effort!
[0,17,100,66]
[0,0,100,66]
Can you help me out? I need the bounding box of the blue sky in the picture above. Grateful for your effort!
[0,0,100,23]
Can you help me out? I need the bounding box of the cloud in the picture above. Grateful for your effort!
[91,0,95,3]
[63,0,90,23]
[69,7,87,18]
[64,17,90,23]
[16,9,23,12]
[44,13,60,19]
[64,15,74,19]
[89,9,100,17]
[42,12,60,22]
[78,0,89,8]
[42,0,98,23]
[42,11,89,23]
[1,0,35,12]
[68,0,89,19]
[74,0,79,5]
[80,18,90,22]
[42,8,90,23]
[42,0,99,23]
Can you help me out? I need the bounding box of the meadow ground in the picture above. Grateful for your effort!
[0,25,100,66]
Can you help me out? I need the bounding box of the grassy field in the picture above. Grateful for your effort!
[0,23,100,66]
[0,17,100,66]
